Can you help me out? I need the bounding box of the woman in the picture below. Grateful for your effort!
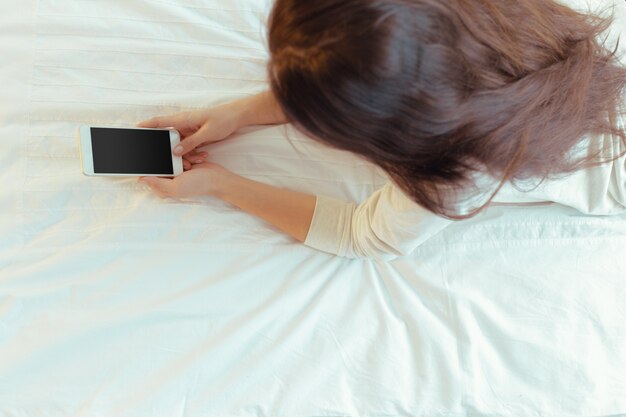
[138,0,626,260]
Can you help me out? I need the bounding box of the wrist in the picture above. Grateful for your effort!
[209,166,241,200]
[236,91,287,127]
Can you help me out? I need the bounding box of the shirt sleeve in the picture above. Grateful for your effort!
[303,183,453,260]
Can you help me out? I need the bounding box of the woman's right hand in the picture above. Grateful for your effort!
[138,101,243,169]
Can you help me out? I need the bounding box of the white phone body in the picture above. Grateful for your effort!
[78,126,183,177]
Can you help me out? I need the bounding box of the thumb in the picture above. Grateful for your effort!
[174,125,210,156]
[139,176,176,198]
[139,176,171,190]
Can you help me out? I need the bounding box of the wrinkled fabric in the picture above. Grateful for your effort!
[1,1,626,417]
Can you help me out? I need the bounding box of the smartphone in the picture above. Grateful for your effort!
[78,126,183,177]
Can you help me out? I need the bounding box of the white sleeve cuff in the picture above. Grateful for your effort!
[304,195,356,257]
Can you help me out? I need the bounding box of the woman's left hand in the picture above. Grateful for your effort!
[138,161,232,199]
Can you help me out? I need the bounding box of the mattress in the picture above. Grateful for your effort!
[1,0,626,416]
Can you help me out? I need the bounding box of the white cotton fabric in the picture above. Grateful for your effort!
[1,1,626,417]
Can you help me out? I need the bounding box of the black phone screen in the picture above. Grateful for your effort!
[91,128,174,175]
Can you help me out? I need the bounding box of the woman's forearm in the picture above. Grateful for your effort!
[237,90,288,127]
[209,92,311,242]
[216,172,316,242]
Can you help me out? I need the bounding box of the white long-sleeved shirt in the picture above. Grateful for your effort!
[304,127,626,260]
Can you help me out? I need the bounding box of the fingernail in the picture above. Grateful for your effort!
[174,145,184,155]
[194,159,203,163]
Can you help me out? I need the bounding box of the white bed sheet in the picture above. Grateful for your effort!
[1,1,626,416]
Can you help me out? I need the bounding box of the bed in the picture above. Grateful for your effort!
[1,0,626,416]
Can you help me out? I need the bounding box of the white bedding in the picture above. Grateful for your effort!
[1,1,626,416]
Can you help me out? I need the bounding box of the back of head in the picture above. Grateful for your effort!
[267,0,626,218]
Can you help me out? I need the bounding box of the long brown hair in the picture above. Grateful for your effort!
[267,0,626,218]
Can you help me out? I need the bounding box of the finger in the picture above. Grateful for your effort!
[184,154,208,164]
[183,151,207,160]
[186,150,209,158]
[137,115,180,129]
[189,161,214,170]
[183,155,203,165]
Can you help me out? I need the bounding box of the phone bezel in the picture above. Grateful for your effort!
[78,126,183,177]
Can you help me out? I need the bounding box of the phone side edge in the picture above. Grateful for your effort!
[170,129,184,176]
[78,126,95,176]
